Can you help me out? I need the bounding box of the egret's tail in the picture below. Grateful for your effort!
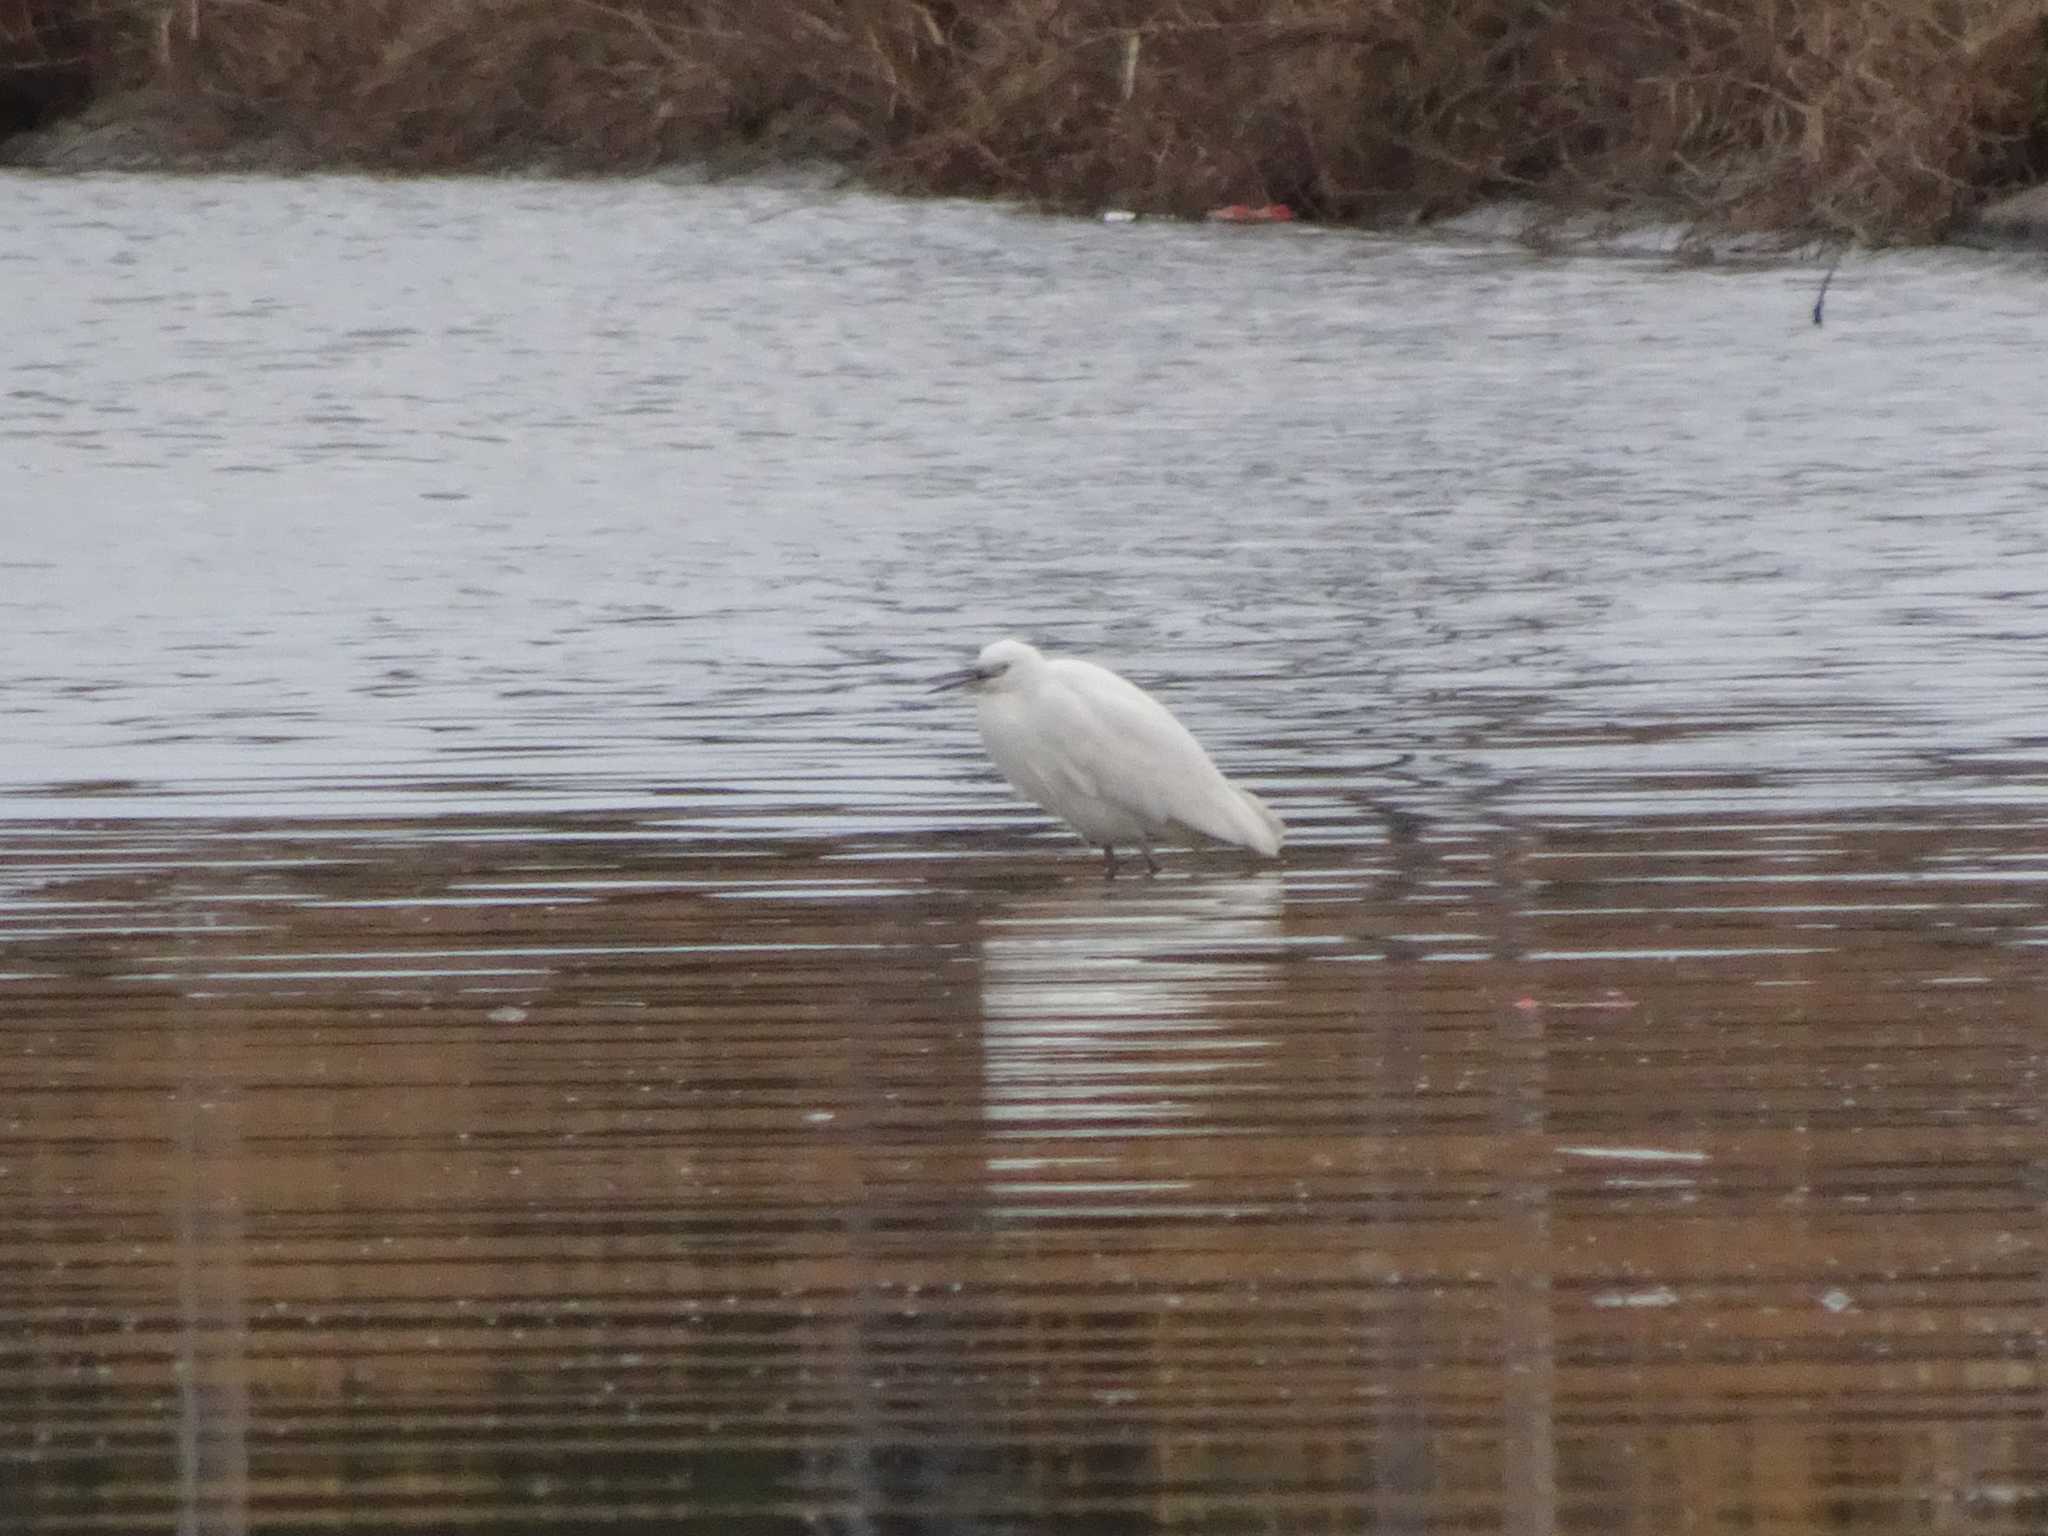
[1167,781,1285,858]
[1232,788,1285,858]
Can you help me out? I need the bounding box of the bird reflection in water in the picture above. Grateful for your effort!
[974,871,1286,1217]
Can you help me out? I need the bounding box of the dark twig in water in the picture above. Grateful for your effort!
[1811,248,1844,327]
[744,168,864,226]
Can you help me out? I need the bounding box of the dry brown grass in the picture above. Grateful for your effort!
[9,0,2048,240]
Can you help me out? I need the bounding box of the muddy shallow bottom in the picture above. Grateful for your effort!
[6,805,2045,1534]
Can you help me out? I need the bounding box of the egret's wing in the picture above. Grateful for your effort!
[1041,659,1273,850]
[977,689,1104,813]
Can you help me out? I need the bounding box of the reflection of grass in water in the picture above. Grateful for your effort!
[15,0,2048,241]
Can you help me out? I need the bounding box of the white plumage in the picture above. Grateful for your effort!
[933,638,1283,875]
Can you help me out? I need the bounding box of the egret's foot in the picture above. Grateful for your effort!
[1102,846,1119,880]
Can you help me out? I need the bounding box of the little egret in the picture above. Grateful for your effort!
[931,638,1283,876]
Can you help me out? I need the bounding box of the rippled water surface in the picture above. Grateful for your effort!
[6,174,2048,1533]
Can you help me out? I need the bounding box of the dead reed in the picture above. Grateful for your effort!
[8,0,2048,240]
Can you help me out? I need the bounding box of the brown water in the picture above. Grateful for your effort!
[6,175,2048,1533]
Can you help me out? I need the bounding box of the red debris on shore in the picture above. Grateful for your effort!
[1204,204,1296,224]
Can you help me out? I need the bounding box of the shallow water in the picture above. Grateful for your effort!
[5,174,2048,1533]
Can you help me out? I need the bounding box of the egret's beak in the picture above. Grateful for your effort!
[927,666,980,693]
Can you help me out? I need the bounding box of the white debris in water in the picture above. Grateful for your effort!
[1818,1288,1855,1313]
[1592,1286,1680,1309]
[488,1005,528,1024]
[803,1110,835,1124]
[1559,1145,1708,1165]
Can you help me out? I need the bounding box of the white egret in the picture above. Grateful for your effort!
[931,638,1283,876]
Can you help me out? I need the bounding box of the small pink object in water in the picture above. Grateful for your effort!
[1204,203,1296,224]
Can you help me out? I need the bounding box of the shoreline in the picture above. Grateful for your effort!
[11,93,2048,252]
[7,3,2048,247]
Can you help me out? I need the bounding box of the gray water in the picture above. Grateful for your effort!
[5,173,2048,1534]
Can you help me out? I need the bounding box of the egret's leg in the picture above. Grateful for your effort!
[1140,840,1159,876]
[1102,845,1119,879]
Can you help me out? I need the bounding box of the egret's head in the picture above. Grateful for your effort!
[929,638,1042,694]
